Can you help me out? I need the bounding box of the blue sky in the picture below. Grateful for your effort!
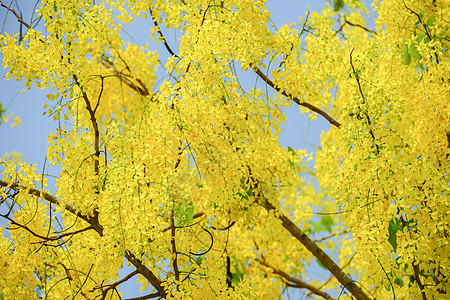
[0,0,374,298]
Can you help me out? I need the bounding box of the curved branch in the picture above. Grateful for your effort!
[98,270,139,298]
[149,7,179,58]
[250,63,341,128]
[403,1,439,64]
[334,18,377,36]
[0,179,104,236]
[257,258,335,300]
[4,215,94,243]
[188,227,214,256]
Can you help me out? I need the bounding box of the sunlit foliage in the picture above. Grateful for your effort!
[0,0,448,299]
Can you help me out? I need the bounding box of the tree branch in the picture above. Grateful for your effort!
[170,210,180,281]
[250,63,341,128]
[314,252,357,293]
[243,165,370,299]
[98,269,139,298]
[412,261,427,300]
[124,250,166,297]
[344,19,377,35]
[4,215,94,244]
[149,7,179,58]
[99,55,150,96]
[403,1,439,64]
[314,230,350,243]
[0,0,44,42]
[72,74,101,176]
[262,199,371,300]
[0,179,104,236]
[123,292,162,300]
[334,18,377,36]
[257,258,335,300]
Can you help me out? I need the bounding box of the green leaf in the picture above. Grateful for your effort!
[287,146,297,156]
[333,0,344,12]
[230,256,245,284]
[232,268,244,284]
[287,146,298,168]
[394,277,404,287]
[315,258,327,270]
[416,33,426,44]
[313,221,322,233]
[388,218,403,252]
[239,178,252,199]
[418,9,425,19]
[194,256,203,266]
[402,43,411,65]
[0,103,5,124]
[312,215,334,234]
[426,15,435,28]
[321,215,334,233]
[409,43,421,61]
[174,200,194,227]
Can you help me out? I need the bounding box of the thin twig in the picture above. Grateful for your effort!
[349,49,379,154]
[344,19,377,35]
[315,252,357,292]
[99,55,150,96]
[98,269,139,298]
[349,49,365,100]
[0,0,45,42]
[4,215,94,242]
[73,264,94,300]
[403,1,439,64]
[334,18,377,36]
[278,12,310,70]
[314,230,350,243]
[149,7,179,58]
[257,258,335,300]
